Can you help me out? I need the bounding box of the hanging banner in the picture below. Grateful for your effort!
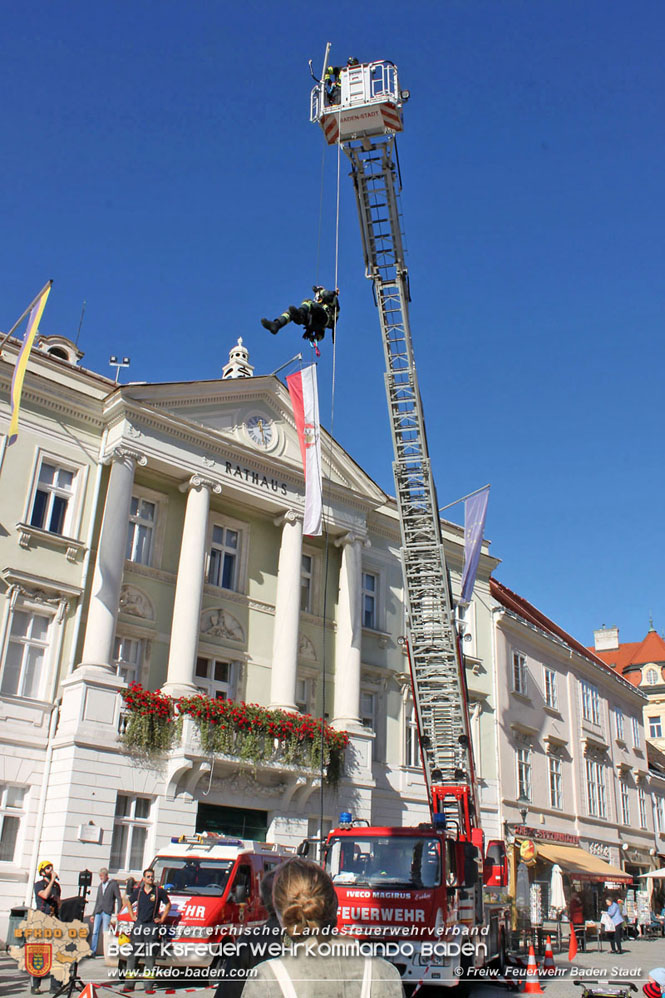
[286,364,322,536]
[460,486,490,603]
[7,281,52,445]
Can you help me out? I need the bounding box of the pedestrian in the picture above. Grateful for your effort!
[89,867,122,957]
[605,896,625,954]
[31,860,61,994]
[261,287,340,346]
[242,858,404,997]
[643,969,665,998]
[214,867,282,997]
[124,868,171,990]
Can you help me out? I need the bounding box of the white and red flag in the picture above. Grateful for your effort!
[286,364,322,536]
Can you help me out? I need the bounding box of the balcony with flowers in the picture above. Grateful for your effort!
[119,683,348,787]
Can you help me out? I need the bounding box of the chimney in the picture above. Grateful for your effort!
[594,625,620,652]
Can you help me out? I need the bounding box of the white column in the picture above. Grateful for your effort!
[162,476,221,697]
[270,510,303,712]
[332,532,368,730]
[80,448,145,671]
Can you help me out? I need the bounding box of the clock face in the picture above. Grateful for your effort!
[246,414,274,448]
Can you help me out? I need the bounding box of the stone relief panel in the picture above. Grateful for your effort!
[118,585,155,620]
[212,772,288,798]
[201,607,245,644]
[298,633,317,662]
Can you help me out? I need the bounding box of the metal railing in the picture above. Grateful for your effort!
[310,60,401,123]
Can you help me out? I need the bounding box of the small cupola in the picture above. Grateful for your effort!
[38,335,83,366]
[222,337,254,379]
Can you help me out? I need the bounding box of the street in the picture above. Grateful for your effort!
[2,935,664,998]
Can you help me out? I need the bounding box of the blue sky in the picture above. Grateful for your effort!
[2,0,664,647]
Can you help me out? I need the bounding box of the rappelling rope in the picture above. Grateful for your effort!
[314,143,327,287]
[317,116,343,847]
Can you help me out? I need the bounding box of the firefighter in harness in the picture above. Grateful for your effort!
[261,286,339,344]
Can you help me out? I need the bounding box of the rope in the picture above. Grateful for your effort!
[317,116,343,854]
[314,143,327,287]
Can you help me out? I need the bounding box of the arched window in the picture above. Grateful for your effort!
[645,668,660,685]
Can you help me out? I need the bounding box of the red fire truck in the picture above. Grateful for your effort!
[107,833,293,980]
[310,55,511,989]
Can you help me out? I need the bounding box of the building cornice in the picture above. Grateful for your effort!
[0,368,106,431]
[496,607,647,700]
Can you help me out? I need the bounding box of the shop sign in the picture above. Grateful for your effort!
[515,826,580,845]
[588,842,610,859]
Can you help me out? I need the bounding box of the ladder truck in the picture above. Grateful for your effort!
[310,59,510,989]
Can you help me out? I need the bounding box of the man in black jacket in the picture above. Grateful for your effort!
[124,869,171,990]
[31,861,61,994]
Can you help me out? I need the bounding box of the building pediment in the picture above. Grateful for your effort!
[113,377,388,506]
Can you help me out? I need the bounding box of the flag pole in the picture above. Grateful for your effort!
[0,280,53,352]
[439,483,490,514]
[271,352,303,377]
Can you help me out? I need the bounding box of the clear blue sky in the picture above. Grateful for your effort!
[2,0,664,647]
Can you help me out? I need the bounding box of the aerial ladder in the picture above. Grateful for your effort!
[311,59,479,839]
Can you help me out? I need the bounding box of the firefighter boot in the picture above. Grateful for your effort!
[261,315,289,335]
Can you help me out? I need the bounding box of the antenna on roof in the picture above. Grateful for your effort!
[75,301,86,346]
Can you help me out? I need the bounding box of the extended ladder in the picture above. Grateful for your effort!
[311,61,477,810]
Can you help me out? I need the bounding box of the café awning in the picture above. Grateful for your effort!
[639,867,665,879]
[535,842,632,883]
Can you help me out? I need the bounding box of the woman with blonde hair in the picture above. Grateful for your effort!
[243,858,403,997]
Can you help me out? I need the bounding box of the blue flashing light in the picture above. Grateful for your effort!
[339,811,352,825]
[433,813,446,830]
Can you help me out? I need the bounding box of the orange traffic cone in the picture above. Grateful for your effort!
[523,944,544,994]
[541,936,556,975]
[77,986,96,998]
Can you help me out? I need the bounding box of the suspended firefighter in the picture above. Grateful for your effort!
[261,287,340,344]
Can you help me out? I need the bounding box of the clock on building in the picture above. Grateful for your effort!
[245,414,274,449]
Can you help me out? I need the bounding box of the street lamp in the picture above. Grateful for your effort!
[519,805,529,826]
